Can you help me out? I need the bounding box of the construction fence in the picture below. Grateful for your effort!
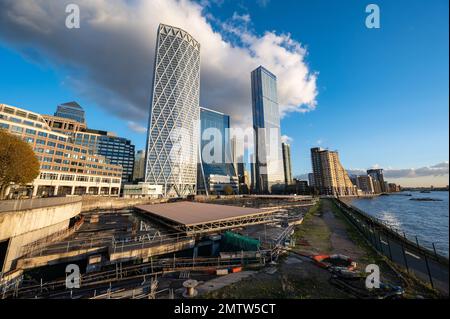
[331,198,449,295]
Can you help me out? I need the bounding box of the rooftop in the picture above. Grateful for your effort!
[135,201,270,227]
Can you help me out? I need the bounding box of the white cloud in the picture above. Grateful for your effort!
[281,135,293,144]
[347,162,449,179]
[0,0,318,131]
[127,121,147,134]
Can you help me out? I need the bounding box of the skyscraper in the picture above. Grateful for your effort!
[54,101,86,124]
[198,107,238,195]
[251,66,285,194]
[367,169,387,193]
[310,147,357,196]
[282,142,293,185]
[145,24,201,197]
[133,150,146,182]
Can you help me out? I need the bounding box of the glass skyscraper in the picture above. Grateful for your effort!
[198,107,238,195]
[54,101,86,124]
[145,24,201,197]
[251,66,285,193]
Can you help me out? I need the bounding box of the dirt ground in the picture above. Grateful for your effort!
[204,199,436,299]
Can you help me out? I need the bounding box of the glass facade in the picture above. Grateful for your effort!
[251,66,285,193]
[54,102,86,124]
[72,131,135,183]
[198,107,237,194]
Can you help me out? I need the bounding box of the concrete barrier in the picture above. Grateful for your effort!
[0,197,82,273]
[81,196,169,212]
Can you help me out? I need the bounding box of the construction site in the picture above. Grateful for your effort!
[0,196,315,299]
[1,195,445,299]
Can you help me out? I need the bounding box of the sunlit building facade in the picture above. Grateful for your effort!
[251,66,285,194]
[310,147,357,196]
[0,104,122,197]
[145,24,201,197]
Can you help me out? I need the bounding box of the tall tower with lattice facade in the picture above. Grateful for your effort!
[145,24,201,197]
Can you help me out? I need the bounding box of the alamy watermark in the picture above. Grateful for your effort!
[365,4,381,29]
[65,4,80,29]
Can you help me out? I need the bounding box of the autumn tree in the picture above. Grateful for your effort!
[223,185,234,196]
[0,129,40,199]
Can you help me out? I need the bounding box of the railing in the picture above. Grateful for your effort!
[0,196,81,213]
[4,255,264,299]
[331,198,449,295]
[20,216,85,257]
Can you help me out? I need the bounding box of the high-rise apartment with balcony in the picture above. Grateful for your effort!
[54,101,86,124]
[367,168,387,193]
[310,147,357,196]
[251,66,285,194]
[145,24,201,197]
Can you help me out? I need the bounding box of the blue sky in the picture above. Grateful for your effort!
[0,0,448,186]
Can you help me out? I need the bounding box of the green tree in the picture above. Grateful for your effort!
[0,130,40,199]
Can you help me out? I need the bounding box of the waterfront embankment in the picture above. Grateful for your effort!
[332,197,449,295]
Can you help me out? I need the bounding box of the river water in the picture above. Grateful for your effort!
[346,191,449,257]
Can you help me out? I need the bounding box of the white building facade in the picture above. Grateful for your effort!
[145,24,201,197]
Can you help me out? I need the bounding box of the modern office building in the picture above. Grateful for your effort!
[355,175,375,194]
[308,173,315,188]
[54,101,86,124]
[367,168,387,193]
[310,147,357,196]
[198,107,238,195]
[0,103,122,197]
[145,24,201,197]
[133,150,146,182]
[294,179,310,195]
[282,142,293,185]
[43,115,135,183]
[251,66,285,194]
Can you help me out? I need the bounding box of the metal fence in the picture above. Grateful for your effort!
[0,196,81,213]
[332,198,449,295]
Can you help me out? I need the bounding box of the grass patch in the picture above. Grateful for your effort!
[292,200,332,254]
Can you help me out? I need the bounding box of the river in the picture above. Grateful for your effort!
[346,191,449,257]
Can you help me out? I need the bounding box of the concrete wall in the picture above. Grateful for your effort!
[0,199,81,273]
[81,196,168,212]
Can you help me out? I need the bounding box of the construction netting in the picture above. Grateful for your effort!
[220,231,260,252]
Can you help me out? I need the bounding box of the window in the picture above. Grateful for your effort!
[36,139,46,145]
[49,134,58,140]
[11,125,23,133]
[0,123,9,129]
[16,110,27,118]
[23,120,34,126]
[26,128,36,135]
[24,137,34,144]
[38,131,48,137]
[47,141,56,147]
[3,107,14,114]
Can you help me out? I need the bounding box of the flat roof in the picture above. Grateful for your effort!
[135,202,269,226]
